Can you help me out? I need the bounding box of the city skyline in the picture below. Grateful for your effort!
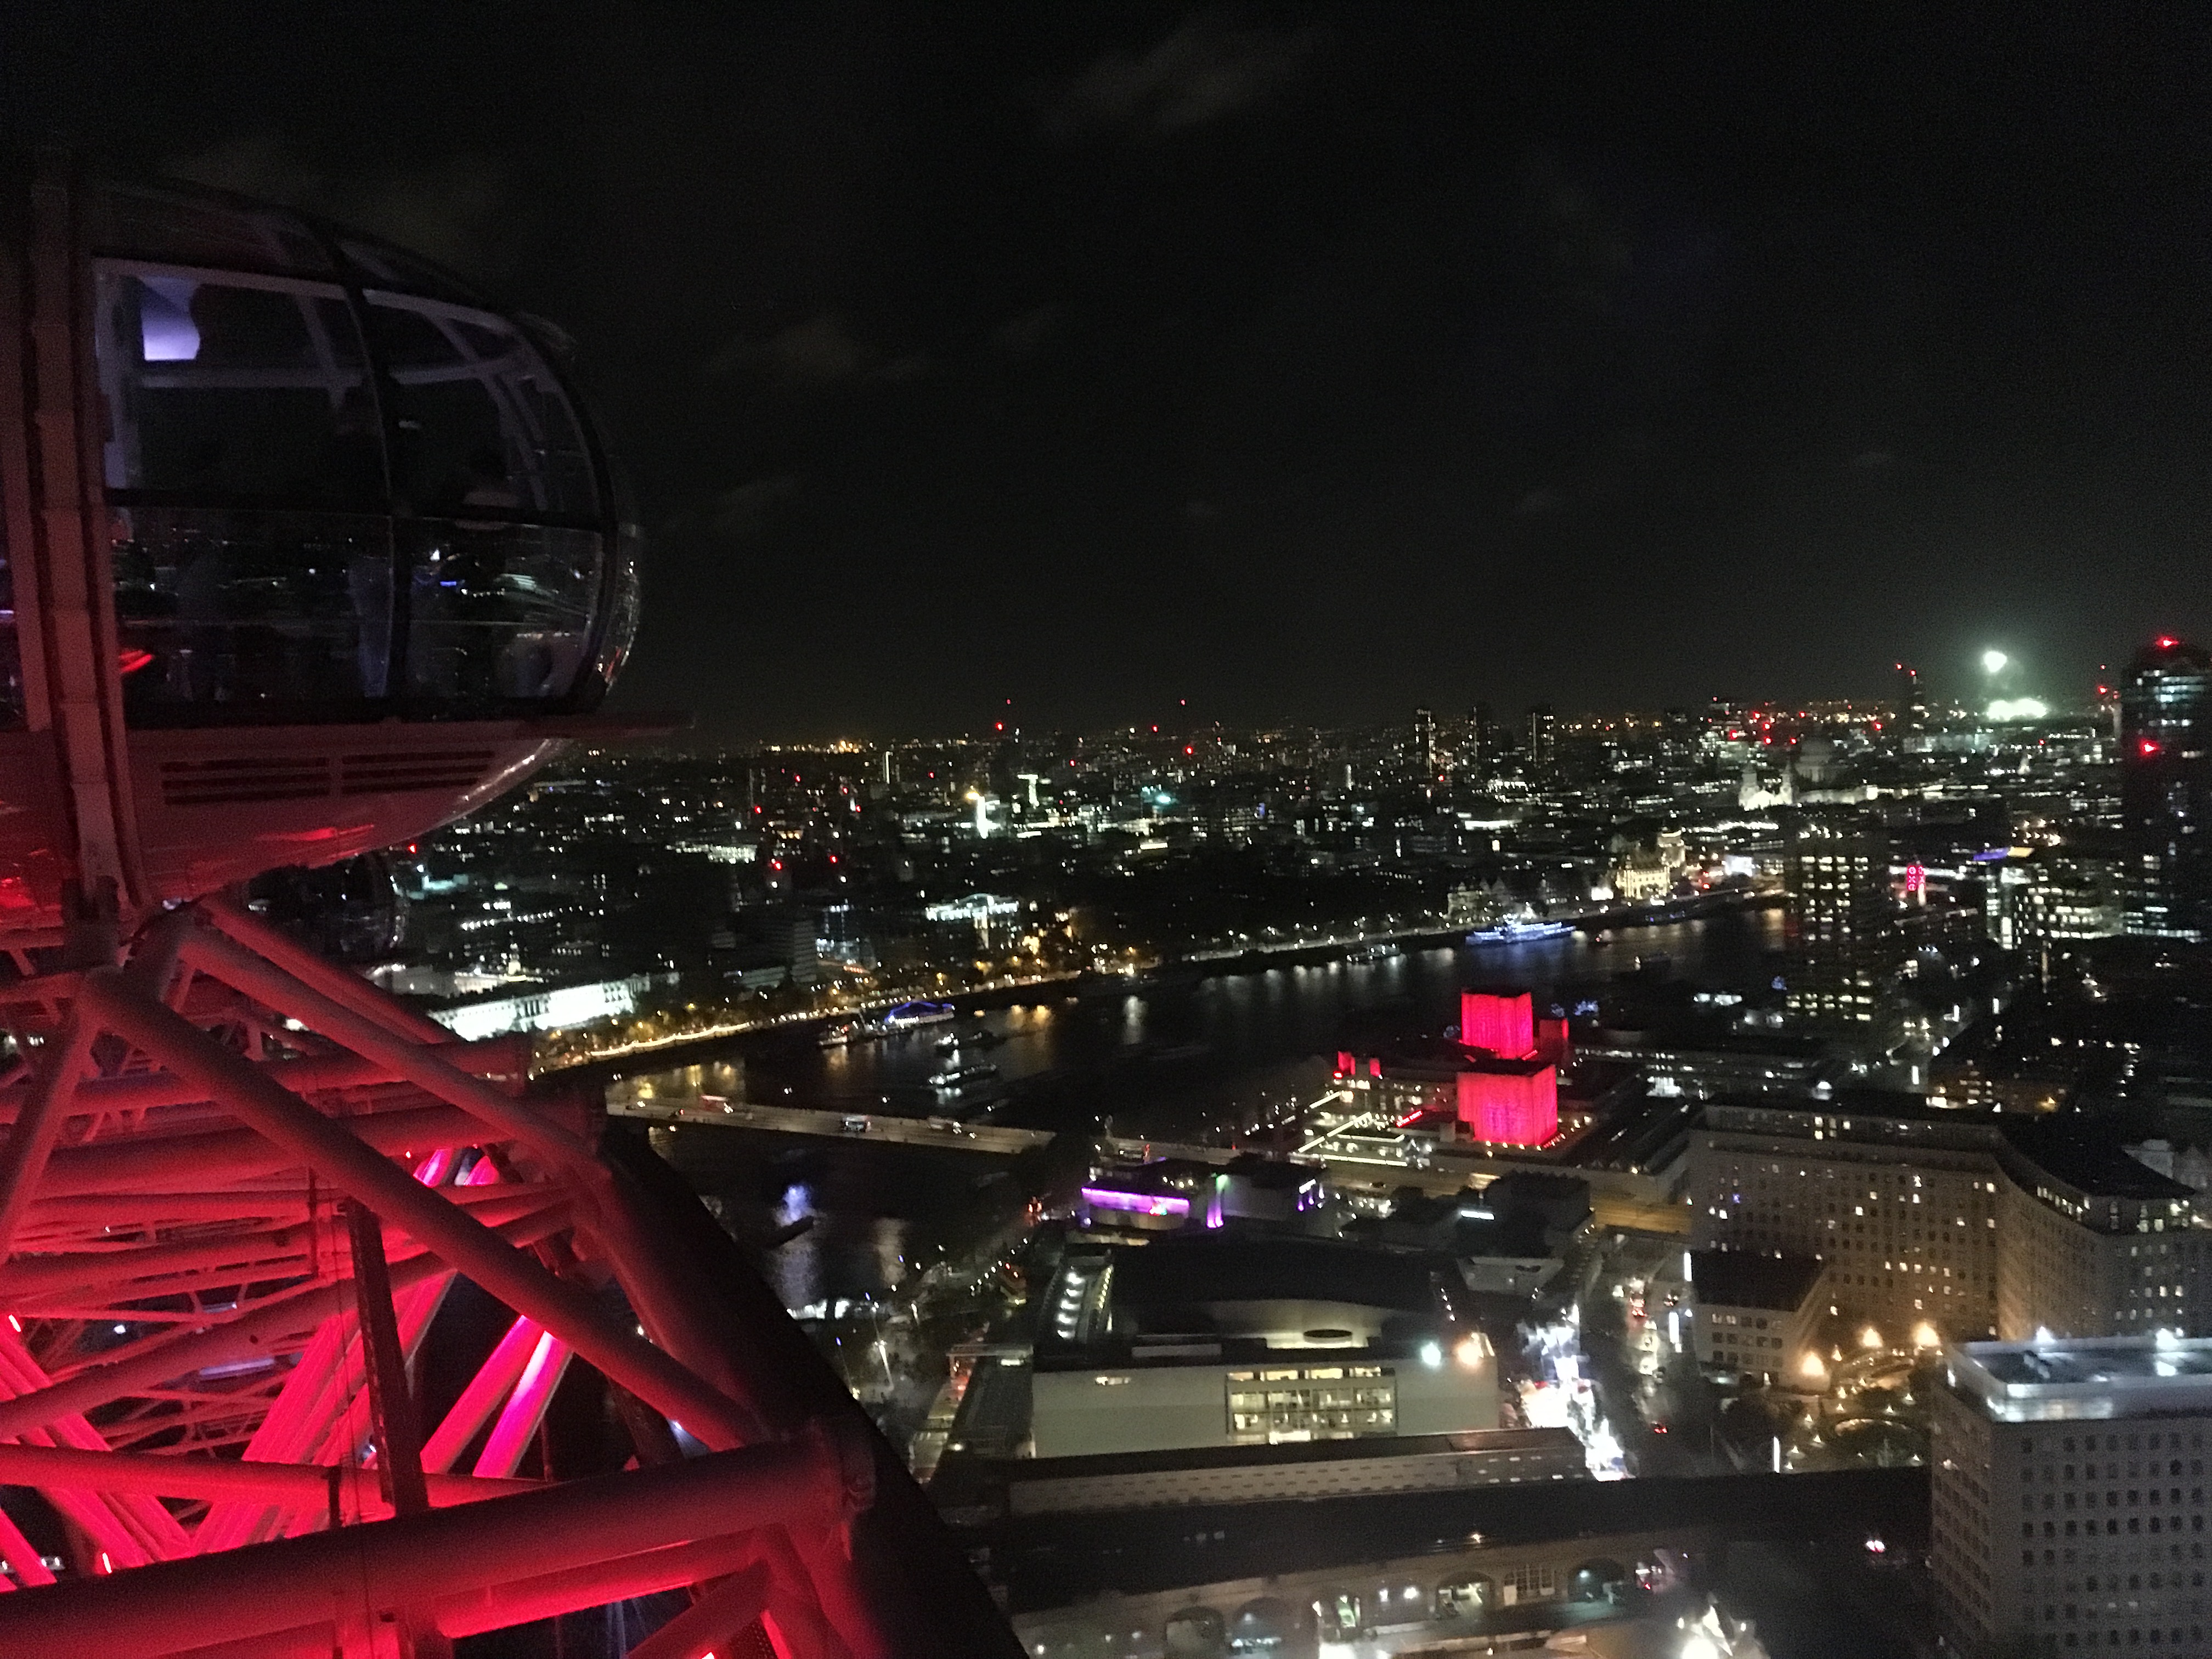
[3,14,2211,1657]
[614,633,2165,749]
[12,8,2212,735]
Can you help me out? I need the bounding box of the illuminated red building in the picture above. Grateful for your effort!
[1334,988,1570,1149]
[1454,989,1567,1144]
[1453,1059,1559,1145]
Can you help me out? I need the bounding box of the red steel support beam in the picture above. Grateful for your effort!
[342,1201,432,1521]
[37,1103,486,1198]
[431,1531,771,1638]
[174,929,589,1171]
[472,1331,569,1479]
[624,1561,774,1659]
[0,1505,55,1589]
[0,1441,537,1509]
[0,1005,97,1260]
[198,894,460,1051]
[0,1431,865,1655]
[81,1532,785,1657]
[76,975,758,1449]
[0,1201,569,1441]
[419,1314,539,1474]
[0,1221,329,1302]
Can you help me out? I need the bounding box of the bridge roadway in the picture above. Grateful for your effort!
[606,1094,1054,1155]
[1099,1136,1689,1235]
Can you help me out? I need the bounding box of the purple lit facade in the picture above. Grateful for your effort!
[1081,1185,1190,1218]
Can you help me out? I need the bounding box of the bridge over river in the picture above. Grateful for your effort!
[606,1093,1055,1155]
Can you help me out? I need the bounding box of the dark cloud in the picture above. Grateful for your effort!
[705,476,800,541]
[708,312,928,387]
[1043,12,1321,140]
[992,303,1063,357]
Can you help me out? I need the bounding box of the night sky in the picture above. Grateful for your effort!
[12,5,2212,738]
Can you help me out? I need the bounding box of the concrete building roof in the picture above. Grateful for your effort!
[1947,1336,2212,1421]
[1689,1250,1826,1312]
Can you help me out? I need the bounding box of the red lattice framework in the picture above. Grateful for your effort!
[0,892,890,1659]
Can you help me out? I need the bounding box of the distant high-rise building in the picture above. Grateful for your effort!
[1464,702,1498,778]
[1409,706,1437,777]
[1931,1338,2212,1657]
[1783,814,1892,1026]
[1525,705,1556,777]
[1982,844,2125,957]
[1894,662,1926,734]
[2121,635,2211,941]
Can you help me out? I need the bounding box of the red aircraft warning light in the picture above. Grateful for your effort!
[0,161,1009,1658]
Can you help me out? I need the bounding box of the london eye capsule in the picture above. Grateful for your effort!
[0,159,1017,1657]
[0,159,642,941]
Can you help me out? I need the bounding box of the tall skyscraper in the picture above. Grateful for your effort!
[1465,702,1498,778]
[1894,661,1927,735]
[1525,704,1557,777]
[1783,813,1892,1026]
[2122,635,2211,941]
[1409,706,1437,777]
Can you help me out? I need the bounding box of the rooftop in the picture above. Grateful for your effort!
[1705,1094,2199,1205]
[1999,1119,2197,1203]
[1106,1235,1447,1321]
[995,1425,1578,1485]
[1948,1336,2212,1422]
[1690,1250,1826,1312]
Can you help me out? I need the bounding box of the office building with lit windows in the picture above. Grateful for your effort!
[1689,1097,2209,1344]
[1686,1250,1827,1384]
[2123,636,2212,942]
[1983,844,2128,956]
[1931,1337,2212,1657]
[1784,814,1895,1027]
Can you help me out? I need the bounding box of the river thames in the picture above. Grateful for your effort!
[616,905,1787,1315]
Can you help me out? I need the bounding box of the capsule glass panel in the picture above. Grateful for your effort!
[401,521,602,707]
[0,507,19,724]
[110,509,394,716]
[75,194,627,725]
[94,265,382,508]
[85,184,334,275]
[363,292,597,521]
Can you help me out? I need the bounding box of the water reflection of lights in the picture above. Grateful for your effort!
[775,1182,815,1227]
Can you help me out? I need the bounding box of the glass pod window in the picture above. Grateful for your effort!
[95,264,381,507]
[363,292,596,521]
[94,263,393,716]
[366,292,604,708]
[90,262,614,720]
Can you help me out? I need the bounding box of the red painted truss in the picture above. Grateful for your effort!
[0,894,893,1658]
